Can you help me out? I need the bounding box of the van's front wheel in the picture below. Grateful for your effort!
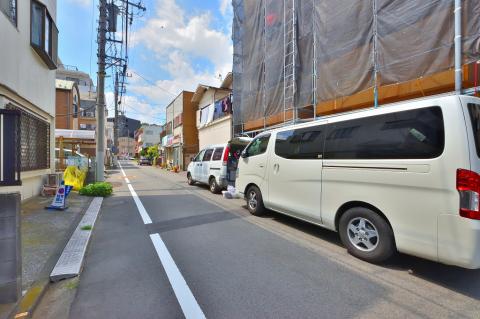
[246,186,266,216]
[339,207,395,263]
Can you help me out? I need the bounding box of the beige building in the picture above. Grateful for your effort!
[162,91,197,170]
[192,73,233,150]
[0,0,58,199]
[118,136,135,156]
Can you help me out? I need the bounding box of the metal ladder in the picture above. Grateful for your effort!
[283,0,296,124]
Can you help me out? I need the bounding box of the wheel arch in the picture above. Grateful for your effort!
[334,201,393,233]
[244,183,259,196]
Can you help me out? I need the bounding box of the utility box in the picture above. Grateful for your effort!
[0,192,21,303]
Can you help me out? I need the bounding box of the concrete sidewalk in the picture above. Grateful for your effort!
[0,192,92,319]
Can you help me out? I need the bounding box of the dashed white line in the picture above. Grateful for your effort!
[150,233,206,319]
[119,161,206,318]
[119,162,152,224]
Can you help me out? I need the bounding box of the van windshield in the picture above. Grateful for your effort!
[467,103,480,157]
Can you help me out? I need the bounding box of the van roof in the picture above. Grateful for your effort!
[256,93,480,135]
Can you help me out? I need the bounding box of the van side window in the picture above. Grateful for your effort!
[467,103,480,157]
[246,135,270,157]
[203,149,214,161]
[194,150,205,162]
[275,125,324,159]
[212,147,224,161]
[324,106,444,159]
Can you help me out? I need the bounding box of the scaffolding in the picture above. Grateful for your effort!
[233,0,480,136]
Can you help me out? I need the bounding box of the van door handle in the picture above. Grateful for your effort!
[259,164,264,168]
[273,163,279,173]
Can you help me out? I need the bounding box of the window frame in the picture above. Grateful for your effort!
[30,0,58,70]
[202,149,214,162]
[323,106,445,160]
[244,134,270,158]
[274,125,325,160]
[212,147,224,161]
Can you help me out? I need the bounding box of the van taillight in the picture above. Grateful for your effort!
[223,146,230,166]
[457,169,480,220]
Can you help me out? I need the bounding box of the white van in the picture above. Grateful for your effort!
[236,94,480,269]
[187,138,252,193]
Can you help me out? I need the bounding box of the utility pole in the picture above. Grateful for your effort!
[95,0,107,182]
[113,71,119,166]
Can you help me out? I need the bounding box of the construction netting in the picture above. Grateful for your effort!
[232,0,480,130]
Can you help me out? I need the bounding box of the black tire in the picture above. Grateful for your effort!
[209,177,221,194]
[246,185,266,216]
[187,173,195,185]
[339,207,396,263]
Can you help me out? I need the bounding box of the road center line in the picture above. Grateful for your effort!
[150,233,206,319]
[119,162,152,225]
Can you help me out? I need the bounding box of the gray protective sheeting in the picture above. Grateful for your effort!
[232,0,480,127]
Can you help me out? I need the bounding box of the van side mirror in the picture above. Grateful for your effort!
[241,151,247,158]
[190,157,195,162]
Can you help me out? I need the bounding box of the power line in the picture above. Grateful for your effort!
[130,70,177,96]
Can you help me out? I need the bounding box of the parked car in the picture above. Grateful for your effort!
[139,157,152,166]
[236,94,480,269]
[187,137,252,193]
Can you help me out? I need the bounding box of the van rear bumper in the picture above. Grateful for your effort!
[438,214,480,269]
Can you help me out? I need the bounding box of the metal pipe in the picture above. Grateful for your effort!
[454,0,462,94]
[373,0,379,108]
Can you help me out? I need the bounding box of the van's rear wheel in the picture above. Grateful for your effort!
[209,177,221,194]
[246,186,265,216]
[339,207,395,263]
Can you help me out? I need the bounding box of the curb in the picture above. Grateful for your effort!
[50,197,103,282]
[6,197,103,319]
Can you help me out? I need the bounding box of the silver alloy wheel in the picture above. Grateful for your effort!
[347,217,379,252]
[248,190,257,210]
[210,179,216,191]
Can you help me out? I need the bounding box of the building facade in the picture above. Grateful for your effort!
[192,73,233,150]
[118,137,135,157]
[107,115,141,138]
[0,0,58,199]
[162,91,198,170]
[136,124,163,154]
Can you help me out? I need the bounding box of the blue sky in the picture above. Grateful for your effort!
[58,0,233,124]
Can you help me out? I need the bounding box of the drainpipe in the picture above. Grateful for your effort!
[454,0,462,94]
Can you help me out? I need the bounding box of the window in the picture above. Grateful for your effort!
[203,149,214,161]
[1,0,17,26]
[212,147,224,161]
[194,150,205,162]
[31,0,58,69]
[7,106,50,171]
[324,107,444,159]
[275,126,325,159]
[245,134,270,157]
[467,103,480,157]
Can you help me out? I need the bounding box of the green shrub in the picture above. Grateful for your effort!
[79,182,113,197]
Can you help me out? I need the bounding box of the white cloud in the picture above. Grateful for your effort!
[106,91,166,124]
[219,0,231,16]
[67,0,91,7]
[130,0,232,99]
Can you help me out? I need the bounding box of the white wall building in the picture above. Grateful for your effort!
[0,0,58,199]
[138,124,163,152]
[192,73,233,150]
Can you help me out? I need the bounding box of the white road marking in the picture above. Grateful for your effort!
[119,162,152,224]
[150,233,206,319]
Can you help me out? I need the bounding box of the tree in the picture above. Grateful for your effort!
[146,145,159,160]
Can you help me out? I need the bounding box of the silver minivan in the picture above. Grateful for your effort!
[187,137,251,193]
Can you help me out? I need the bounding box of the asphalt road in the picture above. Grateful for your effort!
[69,161,480,319]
